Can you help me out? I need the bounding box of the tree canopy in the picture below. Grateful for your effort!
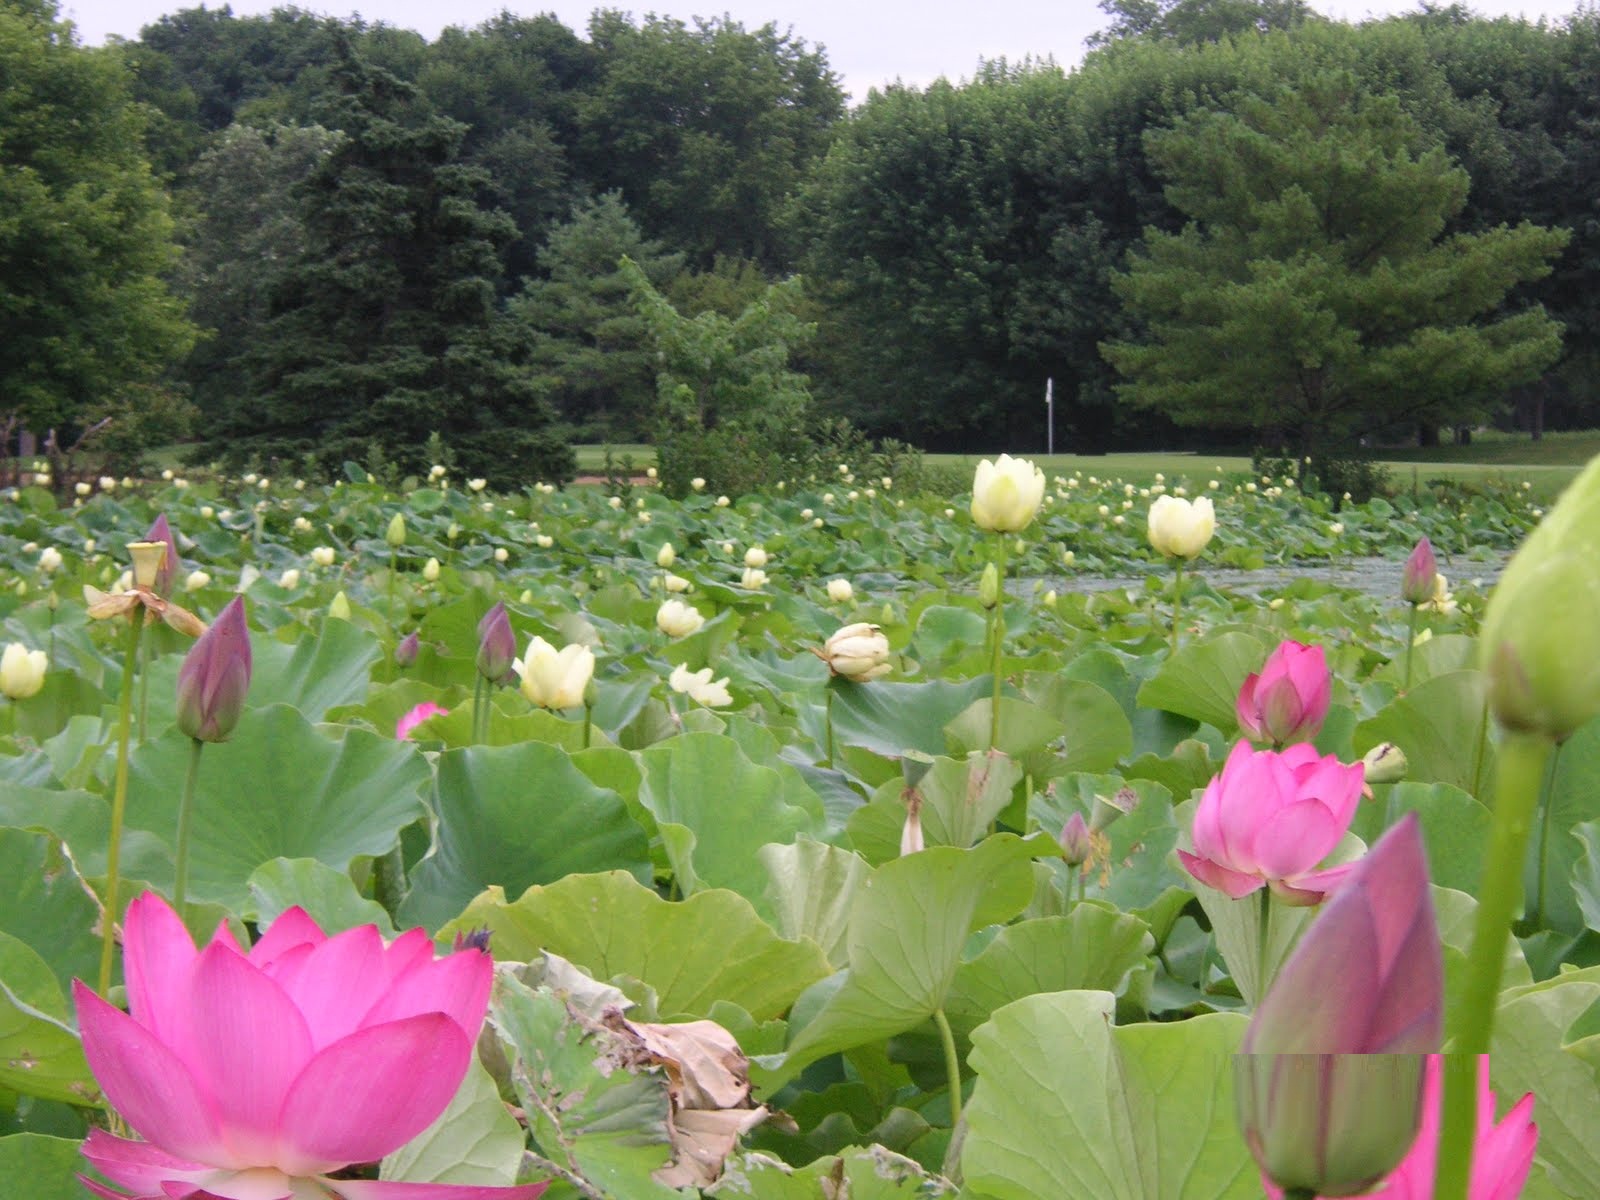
[1100,71,1568,452]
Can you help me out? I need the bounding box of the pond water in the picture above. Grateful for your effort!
[1044,553,1513,600]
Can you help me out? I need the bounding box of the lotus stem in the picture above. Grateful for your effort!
[138,640,149,746]
[173,737,204,921]
[1404,603,1420,690]
[823,687,835,768]
[1437,730,1553,1200]
[1170,558,1185,654]
[471,674,486,745]
[98,613,146,996]
[582,701,593,750]
[373,845,405,920]
[1532,742,1563,928]
[989,539,1007,749]
[933,1006,962,1127]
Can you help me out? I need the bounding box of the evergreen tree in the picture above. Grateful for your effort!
[508,193,683,441]
[1101,72,1568,453]
[210,38,572,486]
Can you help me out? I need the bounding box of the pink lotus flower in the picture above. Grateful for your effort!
[1263,1056,1537,1200]
[1402,537,1438,606]
[396,701,448,740]
[74,892,544,1200]
[1236,640,1331,746]
[1179,740,1365,904]
[175,596,251,743]
[1243,814,1442,1055]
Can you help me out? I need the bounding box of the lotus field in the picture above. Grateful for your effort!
[2,452,1599,1200]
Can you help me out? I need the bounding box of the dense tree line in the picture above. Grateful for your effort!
[6,0,1600,478]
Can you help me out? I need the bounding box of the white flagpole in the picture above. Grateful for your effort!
[1046,377,1054,456]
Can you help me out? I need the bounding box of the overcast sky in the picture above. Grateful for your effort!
[60,0,1589,104]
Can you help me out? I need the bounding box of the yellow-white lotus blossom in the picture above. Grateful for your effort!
[827,578,853,603]
[1147,495,1216,560]
[740,567,768,590]
[664,573,691,593]
[0,643,47,699]
[328,591,352,620]
[536,534,554,549]
[468,478,487,492]
[422,557,440,582]
[494,547,509,562]
[1420,573,1457,616]
[311,546,336,567]
[971,454,1045,533]
[185,570,210,592]
[277,568,301,590]
[691,478,706,492]
[669,663,732,708]
[818,623,891,681]
[744,546,768,569]
[38,546,62,573]
[657,543,676,568]
[515,637,595,710]
[656,599,705,638]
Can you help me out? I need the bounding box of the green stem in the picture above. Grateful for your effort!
[1405,604,1420,691]
[1170,559,1185,654]
[582,702,593,751]
[989,539,1007,749]
[1255,886,1273,1007]
[933,1006,963,1127]
[173,737,204,921]
[824,687,835,768]
[1532,743,1562,929]
[137,639,149,746]
[1436,732,1553,1200]
[97,614,146,996]
[471,674,486,745]
[1434,1055,1479,1200]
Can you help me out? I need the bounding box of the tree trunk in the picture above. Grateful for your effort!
[1417,423,1439,447]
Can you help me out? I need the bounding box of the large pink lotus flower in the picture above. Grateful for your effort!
[74,892,545,1200]
[1236,639,1331,746]
[1179,740,1365,904]
[1263,1055,1537,1200]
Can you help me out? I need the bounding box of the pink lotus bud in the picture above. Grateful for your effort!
[1401,537,1437,606]
[1258,1056,1537,1200]
[1179,741,1365,905]
[1236,640,1331,746]
[143,514,180,598]
[174,597,251,743]
[1059,812,1092,866]
[1244,814,1442,1055]
[394,629,420,668]
[476,601,516,684]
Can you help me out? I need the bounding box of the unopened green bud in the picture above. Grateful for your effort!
[1478,453,1600,740]
[979,562,1000,609]
[1360,742,1408,786]
[385,513,407,547]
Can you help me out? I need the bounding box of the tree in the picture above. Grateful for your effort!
[1088,0,1316,49]
[508,192,684,441]
[206,38,571,486]
[0,0,195,440]
[1100,72,1568,454]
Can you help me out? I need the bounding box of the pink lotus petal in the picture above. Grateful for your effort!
[1241,899,1382,1053]
[332,1182,549,1200]
[1250,799,1344,879]
[1270,861,1358,906]
[82,1130,214,1193]
[78,1175,146,1200]
[183,942,314,1167]
[248,909,327,968]
[396,701,448,741]
[275,1015,471,1174]
[279,924,391,1049]
[75,981,229,1167]
[380,927,437,986]
[123,893,201,1046]
[1178,850,1263,898]
[360,948,492,1042]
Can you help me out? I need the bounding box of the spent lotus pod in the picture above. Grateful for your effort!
[174,596,252,743]
[1178,741,1366,905]
[143,515,180,597]
[476,601,516,684]
[514,636,595,710]
[1147,494,1216,559]
[0,642,47,700]
[128,541,167,592]
[1478,453,1600,740]
[74,891,543,1200]
[1236,640,1332,746]
[971,453,1045,533]
[1401,537,1437,606]
[818,622,891,681]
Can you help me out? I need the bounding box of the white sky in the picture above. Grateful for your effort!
[60,0,1590,104]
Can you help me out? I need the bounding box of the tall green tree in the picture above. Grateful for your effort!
[1101,72,1568,453]
[0,0,195,438]
[509,193,683,442]
[208,39,571,485]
